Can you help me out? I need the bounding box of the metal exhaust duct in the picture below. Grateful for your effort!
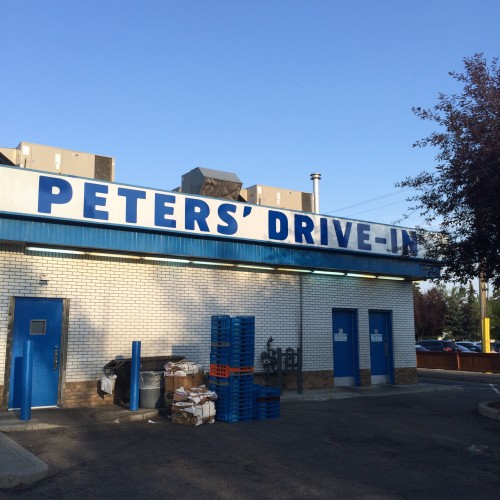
[310,173,321,213]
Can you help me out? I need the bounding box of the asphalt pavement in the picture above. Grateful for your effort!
[1,369,499,492]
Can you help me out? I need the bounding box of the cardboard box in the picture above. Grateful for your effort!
[171,412,214,426]
[171,401,216,426]
[165,371,205,392]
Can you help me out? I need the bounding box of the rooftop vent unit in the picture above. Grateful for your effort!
[181,167,242,201]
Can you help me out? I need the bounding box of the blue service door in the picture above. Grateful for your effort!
[8,298,64,409]
[332,309,359,386]
[369,311,394,385]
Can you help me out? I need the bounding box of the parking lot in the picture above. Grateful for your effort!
[1,376,499,500]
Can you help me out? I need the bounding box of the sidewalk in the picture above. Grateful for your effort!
[1,373,499,489]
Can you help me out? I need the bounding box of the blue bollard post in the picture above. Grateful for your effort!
[20,340,34,421]
[129,341,141,411]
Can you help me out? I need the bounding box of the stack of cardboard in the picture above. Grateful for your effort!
[171,385,217,426]
[164,361,205,393]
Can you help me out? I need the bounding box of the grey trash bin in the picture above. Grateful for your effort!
[139,371,165,409]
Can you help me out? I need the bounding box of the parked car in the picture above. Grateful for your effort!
[491,342,500,353]
[456,341,482,353]
[415,345,429,352]
[417,340,461,352]
[455,344,476,353]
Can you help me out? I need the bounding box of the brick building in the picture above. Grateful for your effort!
[0,163,438,408]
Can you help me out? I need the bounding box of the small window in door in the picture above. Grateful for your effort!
[30,320,46,335]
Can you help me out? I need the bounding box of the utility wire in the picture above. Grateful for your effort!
[346,199,408,218]
[324,187,412,215]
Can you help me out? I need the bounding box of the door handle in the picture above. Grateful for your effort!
[54,346,59,370]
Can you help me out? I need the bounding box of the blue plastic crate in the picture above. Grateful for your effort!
[212,315,231,325]
[216,414,254,423]
[229,372,254,383]
[229,361,255,370]
[254,385,280,398]
[211,334,231,343]
[211,341,231,348]
[209,373,254,385]
[254,408,280,420]
[230,345,255,353]
[216,408,254,423]
[232,316,255,325]
[229,353,254,362]
[210,348,230,364]
[207,375,230,388]
[229,356,255,367]
[253,385,280,420]
[208,375,255,394]
[230,329,255,337]
[217,396,254,409]
[229,339,255,349]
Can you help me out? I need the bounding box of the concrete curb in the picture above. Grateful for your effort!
[113,409,160,423]
[478,401,500,421]
[0,408,161,433]
[280,383,457,402]
[0,420,60,433]
[0,432,48,489]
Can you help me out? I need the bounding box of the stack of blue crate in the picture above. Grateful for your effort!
[208,315,255,423]
[210,315,231,371]
[253,385,280,420]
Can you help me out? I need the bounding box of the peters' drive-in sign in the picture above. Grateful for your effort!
[0,166,419,258]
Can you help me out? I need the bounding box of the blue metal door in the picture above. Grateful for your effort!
[8,298,63,409]
[369,311,394,385]
[332,309,359,386]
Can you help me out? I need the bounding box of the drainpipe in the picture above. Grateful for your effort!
[299,275,303,350]
[310,173,321,213]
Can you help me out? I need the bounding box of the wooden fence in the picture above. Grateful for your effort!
[416,352,500,373]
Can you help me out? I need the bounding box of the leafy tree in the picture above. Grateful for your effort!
[398,54,500,287]
[414,283,481,341]
[413,284,447,340]
[461,282,480,340]
[444,286,465,339]
[489,286,500,339]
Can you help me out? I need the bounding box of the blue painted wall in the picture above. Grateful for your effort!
[0,214,439,280]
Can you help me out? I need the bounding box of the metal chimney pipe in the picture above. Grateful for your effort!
[310,173,321,213]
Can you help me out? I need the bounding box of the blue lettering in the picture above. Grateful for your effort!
[38,176,73,213]
[118,188,146,223]
[83,183,108,220]
[402,230,418,256]
[320,218,328,246]
[294,214,314,244]
[185,198,210,232]
[333,220,352,248]
[217,204,238,235]
[390,228,399,254]
[154,193,176,228]
[268,211,288,241]
[357,223,371,251]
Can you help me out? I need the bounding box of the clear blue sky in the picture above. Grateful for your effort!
[2,0,499,229]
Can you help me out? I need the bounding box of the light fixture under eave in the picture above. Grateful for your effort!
[377,276,406,281]
[192,261,234,267]
[346,273,377,279]
[236,264,274,271]
[276,268,312,273]
[312,270,345,276]
[26,246,85,255]
[144,257,190,263]
[88,252,141,259]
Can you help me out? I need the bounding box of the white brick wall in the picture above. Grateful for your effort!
[0,244,416,385]
[302,275,416,370]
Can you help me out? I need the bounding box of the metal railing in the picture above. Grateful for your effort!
[416,352,500,373]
